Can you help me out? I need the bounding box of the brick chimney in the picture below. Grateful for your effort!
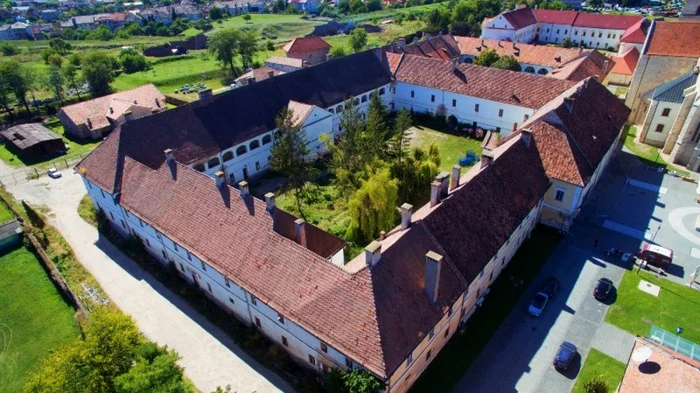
[164,148,174,162]
[430,180,441,208]
[215,171,225,188]
[124,110,133,121]
[521,128,533,148]
[481,151,494,169]
[400,203,413,230]
[435,172,449,198]
[294,218,307,248]
[265,192,276,213]
[365,241,382,268]
[398,37,406,49]
[238,180,249,198]
[450,165,461,190]
[424,251,443,304]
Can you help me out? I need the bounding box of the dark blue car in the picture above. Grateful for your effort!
[553,341,577,370]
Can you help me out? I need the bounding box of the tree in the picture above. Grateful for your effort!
[346,166,398,244]
[0,42,20,56]
[582,376,609,393]
[82,51,117,96]
[389,108,412,166]
[63,63,83,100]
[349,28,368,53]
[272,0,286,13]
[208,28,241,80]
[269,108,316,217]
[49,38,69,55]
[343,370,382,393]
[473,48,500,67]
[562,36,573,48]
[391,145,440,205]
[114,349,193,393]
[209,6,224,20]
[425,8,450,34]
[349,0,368,13]
[0,67,13,118]
[367,0,382,11]
[118,48,151,74]
[450,20,471,36]
[43,66,66,104]
[0,60,32,113]
[337,0,350,13]
[242,13,252,21]
[587,0,603,7]
[366,92,389,158]
[325,100,372,195]
[237,29,258,70]
[491,55,521,71]
[87,25,114,41]
[330,46,347,58]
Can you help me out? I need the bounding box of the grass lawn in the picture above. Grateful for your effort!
[323,20,425,53]
[621,125,691,177]
[606,270,700,342]
[410,227,563,393]
[0,247,80,393]
[0,200,14,222]
[408,125,483,173]
[209,14,329,44]
[572,348,626,393]
[338,1,449,23]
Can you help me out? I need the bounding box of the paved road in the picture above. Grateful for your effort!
[4,170,293,393]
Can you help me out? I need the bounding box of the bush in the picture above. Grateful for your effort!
[0,42,20,56]
[583,375,609,393]
[266,40,275,51]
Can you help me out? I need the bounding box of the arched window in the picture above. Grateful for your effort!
[328,107,335,114]
[193,163,205,172]
[250,140,260,150]
[537,68,549,75]
[353,97,359,106]
[524,66,535,73]
[378,87,385,96]
[262,135,272,145]
[223,151,234,162]
[336,104,344,112]
[361,95,368,103]
[208,157,220,168]
[236,145,247,156]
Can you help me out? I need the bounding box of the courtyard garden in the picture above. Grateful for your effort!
[606,270,700,342]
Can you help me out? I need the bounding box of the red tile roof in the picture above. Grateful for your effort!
[455,36,583,68]
[572,13,642,29]
[394,54,575,109]
[609,46,639,75]
[283,36,330,54]
[383,34,461,62]
[501,7,538,30]
[646,21,700,58]
[386,51,403,73]
[532,9,578,25]
[549,50,614,82]
[620,18,650,44]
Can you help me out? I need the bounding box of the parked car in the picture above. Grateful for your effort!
[47,168,62,179]
[553,341,577,370]
[594,278,613,301]
[637,243,673,268]
[542,277,560,298]
[528,277,559,317]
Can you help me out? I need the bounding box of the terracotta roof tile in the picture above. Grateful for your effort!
[609,46,640,75]
[283,36,330,54]
[501,7,538,30]
[394,54,575,109]
[572,13,642,29]
[455,36,583,68]
[548,51,614,82]
[620,18,650,44]
[532,9,578,25]
[646,21,700,57]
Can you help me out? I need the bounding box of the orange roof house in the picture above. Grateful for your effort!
[283,36,331,66]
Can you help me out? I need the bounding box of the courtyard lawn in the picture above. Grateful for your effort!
[621,125,691,177]
[408,126,483,173]
[606,270,700,342]
[572,348,626,393]
[0,247,80,393]
[410,227,563,393]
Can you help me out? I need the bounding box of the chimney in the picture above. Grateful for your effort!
[450,165,461,190]
[379,231,387,240]
[521,128,532,148]
[155,97,161,108]
[164,148,174,162]
[364,241,382,268]
[86,118,92,129]
[215,171,225,188]
[564,96,575,113]
[498,40,503,47]
[450,59,456,73]
[265,192,276,213]
[430,180,441,208]
[198,88,213,100]
[602,59,609,74]
[400,203,413,230]
[398,37,406,49]
[435,172,449,198]
[238,180,249,198]
[109,107,114,114]
[424,251,443,304]
[481,151,494,169]
[124,110,133,121]
[294,218,307,248]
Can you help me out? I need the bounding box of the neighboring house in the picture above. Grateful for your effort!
[384,33,461,61]
[283,36,331,66]
[604,46,640,86]
[58,84,166,140]
[626,22,700,125]
[618,18,650,56]
[481,5,643,51]
[40,9,59,21]
[0,123,65,160]
[77,50,626,393]
[233,66,285,88]
[0,219,22,253]
[95,13,127,30]
[288,0,321,13]
[0,22,34,40]
[210,0,251,15]
[172,4,200,21]
[141,6,173,25]
[264,56,307,73]
[547,50,613,83]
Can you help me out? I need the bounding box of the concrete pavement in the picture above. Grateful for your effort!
[4,170,293,393]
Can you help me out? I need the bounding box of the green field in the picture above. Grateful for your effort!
[0,247,80,393]
[209,14,330,44]
[338,1,450,23]
[606,270,700,343]
[408,126,483,173]
[572,348,626,393]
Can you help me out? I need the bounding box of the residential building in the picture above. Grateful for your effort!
[264,56,307,73]
[283,36,331,66]
[40,9,59,21]
[481,5,644,51]
[383,34,461,61]
[288,0,321,14]
[0,22,34,40]
[0,123,65,160]
[58,84,167,140]
[617,18,650,56]
[210,0,253,15]
[604,46,640,86]
[140,6,173,25]
[233,66,285,88]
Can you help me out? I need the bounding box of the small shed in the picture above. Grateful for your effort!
[0,219,22,253]
[0,123,65,161]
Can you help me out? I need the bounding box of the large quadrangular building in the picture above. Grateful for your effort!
[78,50,629,393]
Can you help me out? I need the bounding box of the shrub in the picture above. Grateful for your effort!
[583,375,609,393]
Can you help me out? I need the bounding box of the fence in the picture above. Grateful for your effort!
[0,154,86,186]
[649,325,700,362]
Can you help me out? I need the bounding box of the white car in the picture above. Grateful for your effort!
[48,168,62,179]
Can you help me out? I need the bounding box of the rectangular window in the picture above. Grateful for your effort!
[251,295,257,305]
[498,109,504,117]
[430,94,435,103]
[255,317,261,328]
[225,278,231,288]
[200,261,206,271]
[207,283,213,293]
[179,263,185,272]
[255,162,261,171]
[474,104,479,112]
[109,211,115,220]
[661,108,671,117]
[173,242,179,251]
[345,357,353,368]
[452,99,456,107]
[555,188,565,202]
[144,238,150,247]
[655,124,665,133]
[229,297,235,304]
[282,336,288,347]
[426,350,432,360]
[187,251,192,261]
[321,342,328,353]
[162,250,167,259]
[156,231,161,240]
[277,313,285,324]
[139,219,144,227]
[410,90,414,98]
[308,355,316,366]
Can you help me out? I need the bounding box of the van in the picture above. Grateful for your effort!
[637,243,673,268]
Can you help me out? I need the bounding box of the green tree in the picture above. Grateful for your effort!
[583,376,609,393]
[491,55,521,71]
[367,0,382,11]
[473,48,500,67]
[325,99,372,194]
[269,108,316,217]
[562,36,573,48]
[237,29,258,70]
[63,63,83,100]
[389,108,412,166]
[330,46,347,58]
[346,165,398,243]
[343,370,382,393]
[587,0,603,7]
[44,66,66,104]
[0,65,13,117]
[49,37,69,55]
[349,0,368,13]
[118,48,151,74]
[0,42,20,56]
[82,51,117,96]
[208,28,241,80]
[349,28,368,53]
[425,8,450,34]
[366,92,389,157]
[242,13,252,21]
[0,60,32,113]
[209,6,224,20]
[392,145,440,205]
[114,349,193,393]
[87,25,114,41]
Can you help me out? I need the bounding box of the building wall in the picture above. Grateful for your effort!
[569,27,625,50]
[605,72,632,87]
[537,23,574,45]
[540,180,581,230]
[393,82,535,134]
[287,48,329,66]
[641,100,681,146]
